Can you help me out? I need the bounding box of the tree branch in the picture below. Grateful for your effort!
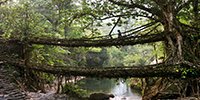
[123,22,158,36]
[108,17,121,39]
[100,13,159,21]
[108,0,160,17]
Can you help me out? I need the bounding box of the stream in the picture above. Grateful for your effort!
[26,78,141,100]
[77,78,142,100]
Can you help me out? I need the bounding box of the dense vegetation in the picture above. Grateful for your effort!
[0,0,199,99]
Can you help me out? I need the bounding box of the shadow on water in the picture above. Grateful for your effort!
[77,78,142,100]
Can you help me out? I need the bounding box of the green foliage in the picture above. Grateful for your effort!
[0,0,93,67]
[31,45,68,66]
[107,45,154,67]
[40,73,55,84]
[151,42,165,60]
[62,83,89,98]
[107,47,125,66]
[176,67,198,79]
[124,45,154,66]
[129,78,142,93]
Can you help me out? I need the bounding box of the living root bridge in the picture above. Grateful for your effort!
[25,64,182,78]
[1,59,189,78]
[0,33,164,47]
[2,58,200,78]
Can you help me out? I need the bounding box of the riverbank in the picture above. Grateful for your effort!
[26,92,68,100]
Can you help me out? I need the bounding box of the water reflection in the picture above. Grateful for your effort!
[77,78,142,100]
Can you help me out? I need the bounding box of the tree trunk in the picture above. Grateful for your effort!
[142,78,170,100]
[142,1,185,99]
[142,0,200,97]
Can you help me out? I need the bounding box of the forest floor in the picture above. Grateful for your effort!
[0,65,27,100]
[0,65,71,100]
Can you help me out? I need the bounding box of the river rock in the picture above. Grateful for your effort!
[89,93,115,100]
[26,92,69,100]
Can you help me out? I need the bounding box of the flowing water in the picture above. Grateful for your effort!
[77,78,142,100]
[110,80,141,100]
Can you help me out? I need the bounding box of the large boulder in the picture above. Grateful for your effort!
[89,93,114,100]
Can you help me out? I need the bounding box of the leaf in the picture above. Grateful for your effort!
[106,23,112,26]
